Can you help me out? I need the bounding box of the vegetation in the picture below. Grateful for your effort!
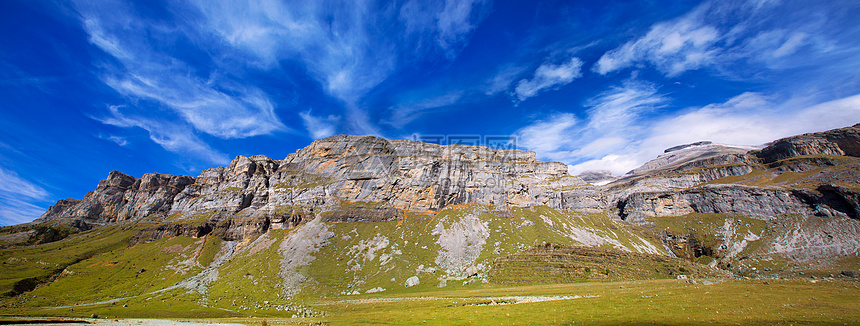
[2,203,859,324]
[488,244,725,284]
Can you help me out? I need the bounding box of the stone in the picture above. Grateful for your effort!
[464,265,479,278]
[365,287,385,293]
[841,270,860,278]
[405,276,420,287]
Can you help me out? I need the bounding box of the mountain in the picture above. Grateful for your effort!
[1,123,859,318]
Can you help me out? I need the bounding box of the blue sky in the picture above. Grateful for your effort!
[2,0,860,225]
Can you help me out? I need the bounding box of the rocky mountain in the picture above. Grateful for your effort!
[2,123,859,316]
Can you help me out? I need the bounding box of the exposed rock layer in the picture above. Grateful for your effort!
[38,124,860,240]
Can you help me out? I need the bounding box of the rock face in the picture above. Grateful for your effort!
[36,171,194,227]
[610,124,860,222]
[39,135,584,238]
[754,123,860,164]
[38,124,860,244]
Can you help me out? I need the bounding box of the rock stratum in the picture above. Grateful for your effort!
[38,124,860,233]
[2,123,860,315]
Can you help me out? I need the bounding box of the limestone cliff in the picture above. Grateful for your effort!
[610,124,860,222]
[39,135,585,237]
[39,125,860,238]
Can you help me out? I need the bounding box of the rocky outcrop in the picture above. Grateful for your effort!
[625,143,756,176]
[605,124,860,224]
[616,185,808,223]
[754,123,860,164]
[578,170,616,185]
[37,171,194,227]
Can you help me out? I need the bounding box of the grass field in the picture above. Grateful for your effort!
[3,278,859,325]
[314,278,860,325]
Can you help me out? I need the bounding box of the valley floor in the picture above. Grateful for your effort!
[5,278,860,325]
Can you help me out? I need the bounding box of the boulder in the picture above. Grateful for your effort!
[405,276,420,287]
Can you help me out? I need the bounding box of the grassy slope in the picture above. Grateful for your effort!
[1,204,858,324]
[488,245,726,284]
[0,225,141,297]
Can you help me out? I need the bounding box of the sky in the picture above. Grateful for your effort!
[2,0,860,225]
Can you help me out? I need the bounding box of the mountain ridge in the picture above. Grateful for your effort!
[2,123,859,316]
[33,123,860,239]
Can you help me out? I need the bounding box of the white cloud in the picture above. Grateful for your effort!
[593,4,719,77]
[82,21,285,139]
[299,110,340,139]
[514,81,859,177]
[0,166,49,225]
[385,91,464,128]
[76,1,288,157]
[583,80,667,132]
[436,0,487,52]
[515,57,584,101]
[0,197,48,226]
[187,0,488,134]
[772,32,808,58]
[484,65,527,95]
[97,134,128,146]
[96,106,230,165]
[563,92,860,176]
[400,0,490,56]
[516,79,667,166]
[0,167,48,201]
[515,113,579,161]
[593,0,856,79]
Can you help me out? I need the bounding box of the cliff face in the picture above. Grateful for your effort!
[39,135,585,236]
[38,124,860,239]
[755,123,860,164]
[610,124,860,222]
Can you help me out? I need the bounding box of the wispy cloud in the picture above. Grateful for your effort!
[97,134,129,147]
[80,8,287,138]
[515,57,584,101]
[436,0,489,54]
[583,80,667,133]
[0,167,48,200]
[593,4,719,77]
[385,91,464,128]
[516,113,578,159]
[400,0,490,56]
[516,79,667,165]
[75,1,288,161]
[187,0,488,134]
[299,110,340,139]
[0,166,49,225]
[592,0,852,79]
[96,106,230,165]
[484,65,527,96]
